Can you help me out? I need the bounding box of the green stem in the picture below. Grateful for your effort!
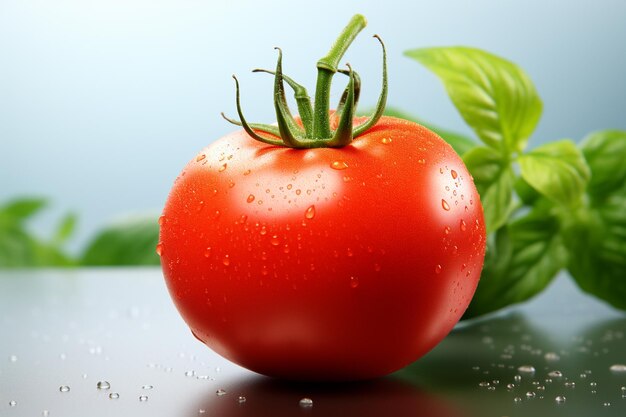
[312,14,367,138]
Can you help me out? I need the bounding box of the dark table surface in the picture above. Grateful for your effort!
[1,269,626,417]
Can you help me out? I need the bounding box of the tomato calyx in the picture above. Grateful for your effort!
[221,14,388,149]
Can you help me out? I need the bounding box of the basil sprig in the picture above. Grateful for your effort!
[407,47,626,318]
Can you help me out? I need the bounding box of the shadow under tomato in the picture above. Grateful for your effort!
[397,312,554,390]
[188,374,464,417]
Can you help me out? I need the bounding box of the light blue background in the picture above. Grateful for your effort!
[1,0,625,250]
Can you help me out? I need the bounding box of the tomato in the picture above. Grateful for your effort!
[159,14,485,381]
[159,115,486,380]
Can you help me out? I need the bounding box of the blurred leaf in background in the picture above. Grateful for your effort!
[0,198,76,267]
[80,214,160,266]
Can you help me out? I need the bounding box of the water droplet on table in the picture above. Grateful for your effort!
[96,381,111,390]
[518,365,536,374]
[299,398,313,407]
[610,364,626,374]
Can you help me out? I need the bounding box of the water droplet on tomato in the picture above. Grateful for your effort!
[442,199,450,211]
[222,256,230,266]
[374,263,381,272]
[349,276,359,288]
[155,243,163,256]
[331,161,348,170]
[246,194,255,203]
[218,163,227,172]
[610,364,626,374]
[204,248,212,258]
[418,158,426,164]
[304,205,316,219]
[259,226,267,236]
[243,169,251,175]
[451,169,458,179]
[346,248,353,257]
[270,235,280,246]
[9,400,17,407]
[381,137,392,144]
[139,395,148,402]
[435,264,442,274]
[109,393,120,399]
[444,226,451,234]
[158,215,166,226]
[295,189,302,195]
[59,385,70,392]
[216,389,226,396]
[213,210,221,220]
[238,396,247,403]
[196,154,206,162]
[555,395,566,404]
[460,219,467,231]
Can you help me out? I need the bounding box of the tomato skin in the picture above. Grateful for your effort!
[160,116,486,381]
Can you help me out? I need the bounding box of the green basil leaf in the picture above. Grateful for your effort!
[0,198,47,224]
[81,215,160,266]
[0,197,74,268]
[518,140,590,207]
[405,47,542,153]
[464,201,567,319]
[382,107,477,155]
[463,146,514,232]
[565,181,626,310]
[54,213,78,244]
[514,176,541,206]
[580,130,626,202]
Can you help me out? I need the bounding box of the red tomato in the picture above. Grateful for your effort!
[159,115,486,381]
